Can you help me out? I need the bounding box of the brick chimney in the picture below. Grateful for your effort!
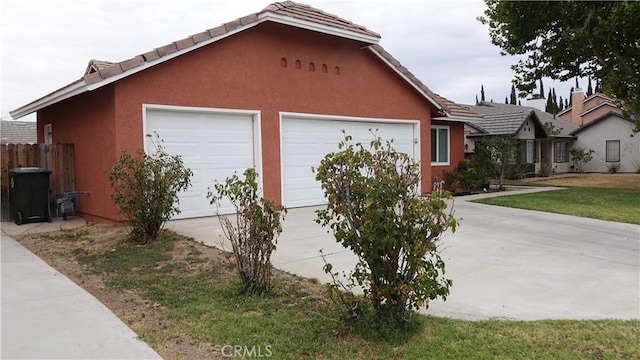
[571,88,585,125]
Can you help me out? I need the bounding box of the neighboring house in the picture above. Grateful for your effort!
[1,121,36,145]
[10,1,478,222]
[465,102,577,175]
[570,112,639,173]
[558,89,621,126]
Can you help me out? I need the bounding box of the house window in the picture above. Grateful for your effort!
[554,141,568,163]
[606,140,620,162]
[519,139,534,164]
[431,126,449,165]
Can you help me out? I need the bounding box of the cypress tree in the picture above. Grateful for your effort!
[552,88,558,113]
[587,77,593,96]
[505,96,509,104]
[481,85,486,101]
[559,96,564,111]
[539,78,544,97]
[510,84,517,105]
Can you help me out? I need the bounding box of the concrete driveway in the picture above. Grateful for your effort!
[167,187,640,321]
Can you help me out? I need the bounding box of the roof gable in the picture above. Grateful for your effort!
[467,102,577,137]
[570,111,633,135]
[10,1,477,122]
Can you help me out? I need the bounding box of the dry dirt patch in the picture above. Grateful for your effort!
[524,173,640,190]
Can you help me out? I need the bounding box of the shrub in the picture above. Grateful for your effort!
[474,136,520,190]
[108,134,192,244]
[208,168,286,295]
[314,133,457,323]
[445,159,491,192]
[538,160,552,177]
[570,147,595,173]
[607,163,622,173]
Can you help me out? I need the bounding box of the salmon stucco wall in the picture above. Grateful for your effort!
[113,22,440,210]
[36,22,465,221]
[37,85,118,222]
[431,120,465,183]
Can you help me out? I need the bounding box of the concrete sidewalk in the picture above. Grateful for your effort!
[1,220,162,359]
[168,186,640,321]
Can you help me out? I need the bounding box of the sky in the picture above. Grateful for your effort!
[1,0,581,122]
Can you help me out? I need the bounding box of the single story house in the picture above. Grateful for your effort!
[10,1,478,222]
[570,112,639,173]
[465,101,577,175]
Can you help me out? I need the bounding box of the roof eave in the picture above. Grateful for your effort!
[433,116,482,123]
[9,79,87,119]
[258,12,380,44]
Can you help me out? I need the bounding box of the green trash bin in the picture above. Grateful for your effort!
[8,167,52,225]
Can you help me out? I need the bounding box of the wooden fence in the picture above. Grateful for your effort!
[1,143,75,212]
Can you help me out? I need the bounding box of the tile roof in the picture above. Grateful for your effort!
[1,121,37,145]
[467,102,577,137]
[263,1,380,38]
[82,1,380,86]
[11,1,478,123]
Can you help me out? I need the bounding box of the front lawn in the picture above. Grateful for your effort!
[15,226,640,359]
[473,187,640,224]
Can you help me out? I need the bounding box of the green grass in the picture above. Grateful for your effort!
[473,187,640,224]
[79,233,640,359]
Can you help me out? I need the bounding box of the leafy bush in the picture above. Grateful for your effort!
[314,134,457,323]
[607,163,622,173]
[538,160,552,177]
[208,168,286,295]
[570,147,595,173]
[444,159,491,192]
[108,135,192,244]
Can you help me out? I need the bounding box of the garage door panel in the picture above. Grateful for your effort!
[146,109,255,219]
[281,117,416,208]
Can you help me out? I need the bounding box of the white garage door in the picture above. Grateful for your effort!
[145,107,257,219]
[281,115,417,208]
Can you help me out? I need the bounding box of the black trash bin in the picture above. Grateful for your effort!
[8,167,52,225]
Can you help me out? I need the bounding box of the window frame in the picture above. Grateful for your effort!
[431,125,450,166]
[554,141,568,163]
[606,140,620,162]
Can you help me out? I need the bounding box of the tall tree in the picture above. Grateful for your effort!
[559,96,564,111]
[539,78,544,97]
[587,76,594,96]
[505,96,509,104]
[510,84,517,104]
[481,84,486,102]
[552,88,558,112]
[480,1,640,129]
[476,94,479,104]
[569,86,574,106]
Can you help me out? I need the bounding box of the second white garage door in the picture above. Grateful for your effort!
[281,114,418,208]
[145,106,258,219]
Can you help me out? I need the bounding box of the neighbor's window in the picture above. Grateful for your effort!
[606,140,620,162]
[431,126,449,165]
[520,139,534,164]
[554,141,568,163]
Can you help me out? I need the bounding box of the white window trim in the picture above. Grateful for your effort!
[431,125,450,166]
